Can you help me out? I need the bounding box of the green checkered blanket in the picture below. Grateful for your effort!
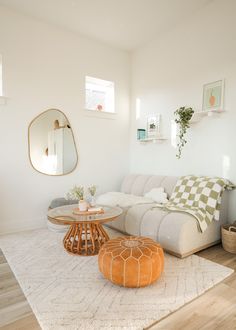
[156,176,235,232]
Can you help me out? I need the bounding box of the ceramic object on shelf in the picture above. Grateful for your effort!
[137,129,146,140]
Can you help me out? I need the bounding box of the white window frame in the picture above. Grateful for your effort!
[85,76,115,117]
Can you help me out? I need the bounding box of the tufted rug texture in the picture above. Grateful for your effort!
[0,228,233,330]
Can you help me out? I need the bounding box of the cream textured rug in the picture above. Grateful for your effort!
[0,229,233,330]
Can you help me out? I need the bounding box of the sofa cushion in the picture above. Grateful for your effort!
[160,176,178,197]
[96,192,153,208]
[130,175,151,196]
[124,205,222,257]
[120,174,140,194]
[144,187,168,203]
[157,211,222,257]
[125,204,158,235]
[105,207,129,233]
[121,174,178,197]
[143,176,166,194]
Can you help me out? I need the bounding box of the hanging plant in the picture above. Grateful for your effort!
[174,106,194,159]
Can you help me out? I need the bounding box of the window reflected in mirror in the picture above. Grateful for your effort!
[28,109,78,175]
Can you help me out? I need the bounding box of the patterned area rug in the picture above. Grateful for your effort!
[0,229,233,330]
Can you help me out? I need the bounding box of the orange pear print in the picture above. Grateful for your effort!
[209,90,215,106]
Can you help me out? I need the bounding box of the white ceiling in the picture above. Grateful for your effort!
[0,0,212,51]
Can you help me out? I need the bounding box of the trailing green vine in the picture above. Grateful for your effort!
[174,106,194,159]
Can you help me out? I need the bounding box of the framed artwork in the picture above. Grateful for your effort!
[202,79,224,112]
[147,114,161,138]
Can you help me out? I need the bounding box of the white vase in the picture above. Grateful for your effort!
[78,200,88,211]
[89,196,96,207]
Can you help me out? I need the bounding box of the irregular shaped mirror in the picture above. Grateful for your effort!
[28,109,78,175]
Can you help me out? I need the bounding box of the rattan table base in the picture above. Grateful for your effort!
[63,222,109,256]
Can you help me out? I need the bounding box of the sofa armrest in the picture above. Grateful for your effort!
[158,213,221,257]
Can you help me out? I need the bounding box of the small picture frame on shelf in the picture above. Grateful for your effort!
[147,114,161,138]
[202,80,224,112]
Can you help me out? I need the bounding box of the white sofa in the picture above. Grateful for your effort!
[104,174,228,258]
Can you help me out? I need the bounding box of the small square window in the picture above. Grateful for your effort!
[85,76,115,113]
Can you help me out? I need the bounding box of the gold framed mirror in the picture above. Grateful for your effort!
[28,109,78,176]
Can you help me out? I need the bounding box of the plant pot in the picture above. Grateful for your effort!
[78,200,88,212]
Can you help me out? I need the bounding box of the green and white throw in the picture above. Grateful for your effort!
[156,175,235,232]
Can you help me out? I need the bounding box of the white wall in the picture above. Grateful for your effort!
[1,0,236,234]
[0,6,130,233]
[130,0,236,222]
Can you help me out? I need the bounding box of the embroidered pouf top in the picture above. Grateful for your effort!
[98,236,164,287]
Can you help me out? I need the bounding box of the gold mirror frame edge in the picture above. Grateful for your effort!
[28,108,79,176]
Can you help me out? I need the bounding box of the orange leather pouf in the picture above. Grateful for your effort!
[98,236,164,288]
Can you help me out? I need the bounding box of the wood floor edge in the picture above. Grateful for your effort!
[0,314,42,330]
[0,249,41,330]
[144,269,234,330]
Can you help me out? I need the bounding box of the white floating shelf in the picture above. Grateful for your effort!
[190,109,225,123]
[139,137,168,143]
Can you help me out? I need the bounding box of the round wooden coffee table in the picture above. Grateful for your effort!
[47,205,122,256]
